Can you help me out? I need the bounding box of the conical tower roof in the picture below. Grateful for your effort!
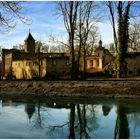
[25,32,35,41]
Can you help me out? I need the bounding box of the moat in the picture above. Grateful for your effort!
[0,96,140,139]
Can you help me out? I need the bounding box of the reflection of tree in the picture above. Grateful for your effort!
[24,102,100,138]
[114,105,129,139]
[128,113,140,138]
[33,102,44,129]
[47,123,68,132]
[77,104,89,138]
[69,104,75,139]
[46,122,68,138]
[31,102,48,129]
[45,104,76,138]
[30,102,69,137]
[75,104,99,139]
[25,102,47,129]
[46,104,99,139]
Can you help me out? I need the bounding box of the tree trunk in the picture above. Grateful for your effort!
[117,2,124,78]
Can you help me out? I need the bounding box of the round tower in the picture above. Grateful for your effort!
[24,31,35,53]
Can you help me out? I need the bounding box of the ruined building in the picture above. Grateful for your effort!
[79,40,114,74]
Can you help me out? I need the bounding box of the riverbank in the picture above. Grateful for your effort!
[0,79,140,98]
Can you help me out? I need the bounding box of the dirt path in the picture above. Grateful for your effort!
[0,80,140,98]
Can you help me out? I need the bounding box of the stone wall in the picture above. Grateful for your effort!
[126,56,140,76]
[4,53,12,76]
[102,50,114,67]
[46,57,70,78]
[12,59,46,79]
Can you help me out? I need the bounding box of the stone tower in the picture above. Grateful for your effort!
[24,32,35,53]
[99,40,102,48]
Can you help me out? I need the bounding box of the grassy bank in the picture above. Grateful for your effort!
[0,79,140,98]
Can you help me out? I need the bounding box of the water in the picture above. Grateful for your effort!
[0,97,140,139]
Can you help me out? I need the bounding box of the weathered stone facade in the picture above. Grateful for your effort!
[79,40,114,74]
[46,56,69,78]
[126,53,140,76]
[2,32,140,79]
[2,33,70,79]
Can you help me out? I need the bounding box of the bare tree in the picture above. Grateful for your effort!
[49,45,68,53]
[75,2,98,79]
[48,34,69,53]
[13,44,24,50]
[0,2,30,33]
[86,26,100,56]
[36,40,49,53]
[129,21,140,51]
[56,1,101,79]
[106,1,138,78]
[56,1,79,80]
[106,2,118,53]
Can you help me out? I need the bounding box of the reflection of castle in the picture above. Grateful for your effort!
[2,32,70,79]
[25,103,35,121]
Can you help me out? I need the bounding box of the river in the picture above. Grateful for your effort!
[0,97,140,139]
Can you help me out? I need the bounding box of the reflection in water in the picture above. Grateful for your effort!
[76,104,90,139]
[35,102,42,128]
[69,104,75,139]
[114,105,129,139]
[0,98,140,139]
[102,105,111,116]
[25,102,44,128]
[25,103,35,121]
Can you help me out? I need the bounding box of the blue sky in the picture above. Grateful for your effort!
[0,1,114,49]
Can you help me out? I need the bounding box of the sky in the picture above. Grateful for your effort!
[0,1,114,49]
